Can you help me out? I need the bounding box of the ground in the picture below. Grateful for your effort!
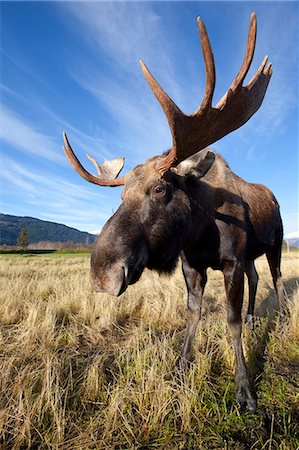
[0,251,298,449]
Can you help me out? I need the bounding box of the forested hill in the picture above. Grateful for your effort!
[0,213,97,245]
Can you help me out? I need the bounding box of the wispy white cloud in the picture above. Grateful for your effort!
[1,155,118,232]
[0,82,121,170]
[70,68,171,162]
[1,50,61,99]
[238,7,298,146]
[215,6,298,165]
[61,2,203,160]
[285,230,299,239]
[1,155,107,202]
[63,3,162,73]
[38,212,104,234]
[63,2,299,162]
[40,105,127,164]
[0,105,64,163]
[64,1,203,109]
[0,83,25,101]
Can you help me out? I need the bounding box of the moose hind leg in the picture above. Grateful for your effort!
[224,260,256,412]
[266,246,285,321]
[180,254,207,367]
[245,260,259,328]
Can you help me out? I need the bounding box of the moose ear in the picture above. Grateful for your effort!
[178,149,215,179]
[196,150,215,178]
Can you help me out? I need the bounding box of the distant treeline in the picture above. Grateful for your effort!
[0,213,97,246]
[0,240,94,251]
[0,248,92,255]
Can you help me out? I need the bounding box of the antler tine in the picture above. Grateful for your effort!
[233,12,257,89]
[196,16,216,112]
[86,153,102,176]
[216,13,257,109]
[86,152,125,180]
[246,54,269,88]
[139,60,185,148]
[63,133,125,187]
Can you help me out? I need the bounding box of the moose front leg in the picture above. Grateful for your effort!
[224,260,256,412]
[180,254,207,369]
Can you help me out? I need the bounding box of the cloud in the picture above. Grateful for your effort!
[40,105,127,164]
[1,50,60,99]
[1,155,107,201]
[63,1,201,107]
[284,230,299,239]
[38,212,105,234]
[0,105,64,163]
[63,2,299,159]
[1,155,118,232]
[63,2,162,72]
[61,2,203,161]
[70,68,171,163]
[240,6,298,141]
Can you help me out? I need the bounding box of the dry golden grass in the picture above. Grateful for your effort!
[0,252,298,449]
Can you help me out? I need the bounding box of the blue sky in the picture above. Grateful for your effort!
[1,1,298,236]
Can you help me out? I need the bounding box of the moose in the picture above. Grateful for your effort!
[63,13,284,412]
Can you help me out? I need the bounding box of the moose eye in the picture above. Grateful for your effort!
[154,185,166,195]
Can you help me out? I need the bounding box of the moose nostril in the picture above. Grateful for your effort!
[122,265,128,278]
[118,270,127,296]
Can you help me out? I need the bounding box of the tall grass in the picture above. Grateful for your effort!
[0,253,298,449]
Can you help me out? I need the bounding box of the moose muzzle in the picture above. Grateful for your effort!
[91,263,127,297]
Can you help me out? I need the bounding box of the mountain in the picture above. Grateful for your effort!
[0,213,97,246]
[284,231,299,249]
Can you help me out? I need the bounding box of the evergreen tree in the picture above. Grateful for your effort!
[17,228,29,250]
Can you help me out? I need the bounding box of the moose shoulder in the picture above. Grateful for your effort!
[62,13,284,413]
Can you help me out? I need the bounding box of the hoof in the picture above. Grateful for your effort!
[236,386,257,413]
[237,398,257,413]
[248,399,257,413]
[278,311,287,330]
[245,314,255,331]
[177,355,191,372]
[237,397,257,413]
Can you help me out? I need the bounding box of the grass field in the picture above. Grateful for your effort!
[0,252,298,449]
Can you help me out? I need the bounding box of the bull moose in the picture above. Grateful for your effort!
[62,13,284,412]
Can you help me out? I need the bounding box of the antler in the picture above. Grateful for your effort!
[63,133,126,187]
[140,13,272,174]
